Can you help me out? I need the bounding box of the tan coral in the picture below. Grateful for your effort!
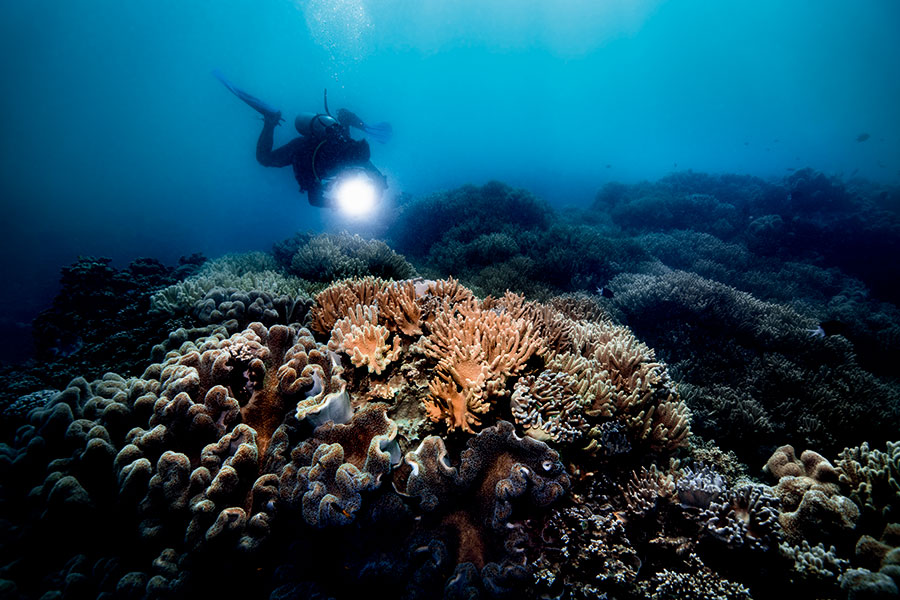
[415,296,545,432]
[309,276,387,335]
[543,320,690,454]
[423,371,490,433]
[511,369,590,444]
[376,280,423,336]
[484,291,575,353]
[327,304,402,375]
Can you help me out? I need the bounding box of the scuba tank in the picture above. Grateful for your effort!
[294,89,343,139]
[294,112,340,139]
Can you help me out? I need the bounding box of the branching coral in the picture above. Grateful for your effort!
[284,232,416,283]
[543,319,690,455]
[375,280,423,337]
[701,484,782,552]
[309,276,386,336]
[0,275,704,599]
[327,304,402,375]
[836,440,900,535]
[511,370,589,444]
[415,296,544,432]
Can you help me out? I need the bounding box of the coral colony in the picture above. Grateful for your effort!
[2,173,899,599]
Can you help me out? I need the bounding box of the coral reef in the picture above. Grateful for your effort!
[274,231,417,283]
[610,268,900,465]
[4,163,900,599]
[0,276,696,599]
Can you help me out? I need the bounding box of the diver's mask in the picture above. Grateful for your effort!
[322,167,384,217]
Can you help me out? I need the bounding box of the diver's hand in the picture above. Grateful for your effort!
[263,111,284,127]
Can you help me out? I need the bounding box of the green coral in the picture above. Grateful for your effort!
[151,252,307,316]
[283,232,416,283]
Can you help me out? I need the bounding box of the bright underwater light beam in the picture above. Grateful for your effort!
[328,171,379,217]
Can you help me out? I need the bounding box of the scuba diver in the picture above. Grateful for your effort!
[214,70,391,211]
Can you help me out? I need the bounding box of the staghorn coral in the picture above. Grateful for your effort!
[636,553,752,600]
[610,267,900,465]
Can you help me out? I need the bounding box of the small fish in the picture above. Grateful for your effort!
[596,286,614,299]
[807,319,849,339]
[856,133,870,142]
[605,164,612,169]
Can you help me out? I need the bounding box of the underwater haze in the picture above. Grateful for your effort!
[1,0,899,361]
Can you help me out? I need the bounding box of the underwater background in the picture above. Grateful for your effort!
[1,1,900,599]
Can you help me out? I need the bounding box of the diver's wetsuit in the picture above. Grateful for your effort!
[255,113,384,207]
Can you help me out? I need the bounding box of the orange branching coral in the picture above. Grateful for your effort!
[424,371,490,433]
[416,296,545,432]
[422,276,473,306]
[327,304,402,375]
[484,291,575,353]
[309,276,386,335]
[376,280,423,336]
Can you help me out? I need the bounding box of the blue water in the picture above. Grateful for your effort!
[1,0,899,362]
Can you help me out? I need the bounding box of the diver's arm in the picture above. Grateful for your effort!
[256,118,298,167]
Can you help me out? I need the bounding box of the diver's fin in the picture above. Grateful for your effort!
[335,108,392,143]
[361,121,392,144]
[212,69,283,122]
